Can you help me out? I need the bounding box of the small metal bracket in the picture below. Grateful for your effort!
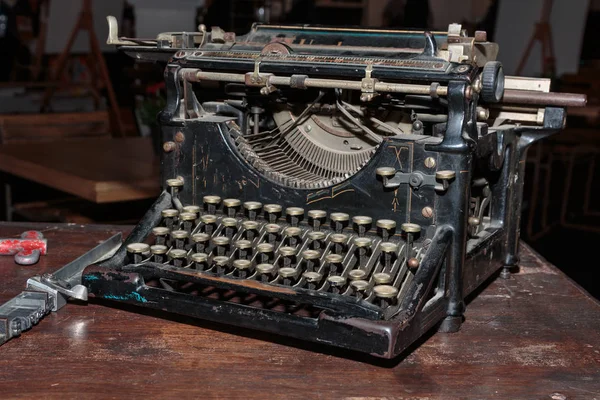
[376,167,456,192]
[361,64,379,102]
[245,60,276,95]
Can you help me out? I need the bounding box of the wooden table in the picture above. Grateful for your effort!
[0,137,160,203]
[0,222,599,399]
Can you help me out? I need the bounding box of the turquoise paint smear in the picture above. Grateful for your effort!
[83,275,100,281]
[103,292,148,303]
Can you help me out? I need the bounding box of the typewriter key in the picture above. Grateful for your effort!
[256,243,274,263]
[152,226,170,246]
[222,217,238,238]
[401,223,421,260]
[352,216,373,237]
[307,231,325,250]
[233,259,252,278]
[182,205,201,216]
[330,212,349,233]
[353,237,372,267]
[242,220,259,240]
[171,229,189,250]
[200,214,217,235]
[161,209,179,230]
[376,167,396,178]
[348,269,368,281]
[373,272,392,285]
[330,233,348,254]
[264,204,282,223]
[285,207,304,227]
[256,263,276,282]
[325,253,343,274]
[234,239,252,259]
[265,223,281,244]
[168,249,188,268]
[373,285,399,307]
[243,201,263,220]
[350,279,369,299]
[284,226,302,246]
[212,256,230,274]
[376,219,396,241]
[278,267,299,285]
[150,244,168,263]
[126,242,150,264]
[379,242,398,269]
[192,233,210,253]
[166,178,184,198]
[212,236,230,256]
[190,252,208,270]
[279,246,297,268]
[327,275,347,294]
[223,198,241,217]
[302,250,321,272]
[179,212,197,232]
[308,210,327,231]
[203,195,222,214]
[302,271,323,289]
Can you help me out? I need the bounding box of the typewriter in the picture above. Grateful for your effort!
[0,19,586,358]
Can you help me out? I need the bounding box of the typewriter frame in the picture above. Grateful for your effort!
[81,24,567,358]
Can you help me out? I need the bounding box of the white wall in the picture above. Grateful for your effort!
[129,0,203,38]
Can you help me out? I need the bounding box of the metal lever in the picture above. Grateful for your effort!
[376,167,456,192]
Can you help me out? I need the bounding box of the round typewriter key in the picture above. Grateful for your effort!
[233,259,252,278]
[235,239,252,259]
[166,178,184,188]
[285,207,304,227]
[330,212,349,233]
[279,246,297,268]
[256,263,276,281]
[203,195,221,214]
[212,255,230,274]
[190,252,208,270]
[171,230,189,250]
[213,236,230,256]
[152,226,170,246]
[256,243,274,263]
[179,212,197,233]
[264,204,282,223]
[284,226,302,246]
[376,219,396,241]
[150,244,168,263]
[330,233,348,243]
[350,279,369,299]
[435,170,456,180]
[308,231,325,250]
[302,249,321,272]
[241,220,259,240]
[352,216,372,236]
[373,272,392,285]
[201,214,217,235]
[303,271,323,289]
[182,205,201,215]
[222,217,238,239]
[401,223,421,233]
[325,253,343,274]
[308,209,327,231]
[348,269,368,281]
[353,237,372,248]
[401,223,421,260]
[161,209,179,230]
[327,275,347,294]
[380,241,398,269]
[265,223,281,244]
[376,167,396,177]
[243,201,262,221]
[373,284,398,307]
[168,249,188,268]
[278,267,299,285]
[192,232,210,253]
[127,242,150,264]
[223,198,241,217]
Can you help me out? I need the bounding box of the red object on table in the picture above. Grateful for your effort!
[0,230,47,264]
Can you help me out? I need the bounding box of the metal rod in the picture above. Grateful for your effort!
[502,89,587,107]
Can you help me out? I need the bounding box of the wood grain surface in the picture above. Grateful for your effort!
[0,222,598,400]
[0,138,160,203]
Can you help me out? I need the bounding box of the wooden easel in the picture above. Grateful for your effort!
[515,0,556,77]
[40,0,124,137]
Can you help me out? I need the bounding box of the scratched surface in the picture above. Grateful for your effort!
[0,222,599,400]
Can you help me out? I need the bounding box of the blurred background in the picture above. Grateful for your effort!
[0,0,598,297]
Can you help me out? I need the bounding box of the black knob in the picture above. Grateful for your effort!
[481,61,504,103]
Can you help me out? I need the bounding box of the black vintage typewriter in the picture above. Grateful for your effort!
[0,19,586,358]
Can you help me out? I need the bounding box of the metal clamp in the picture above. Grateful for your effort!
[376,167,456,192]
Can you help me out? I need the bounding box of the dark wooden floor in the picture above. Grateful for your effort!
[0,222,599,399]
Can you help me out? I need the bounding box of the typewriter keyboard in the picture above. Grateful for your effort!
[124,187,428,320]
